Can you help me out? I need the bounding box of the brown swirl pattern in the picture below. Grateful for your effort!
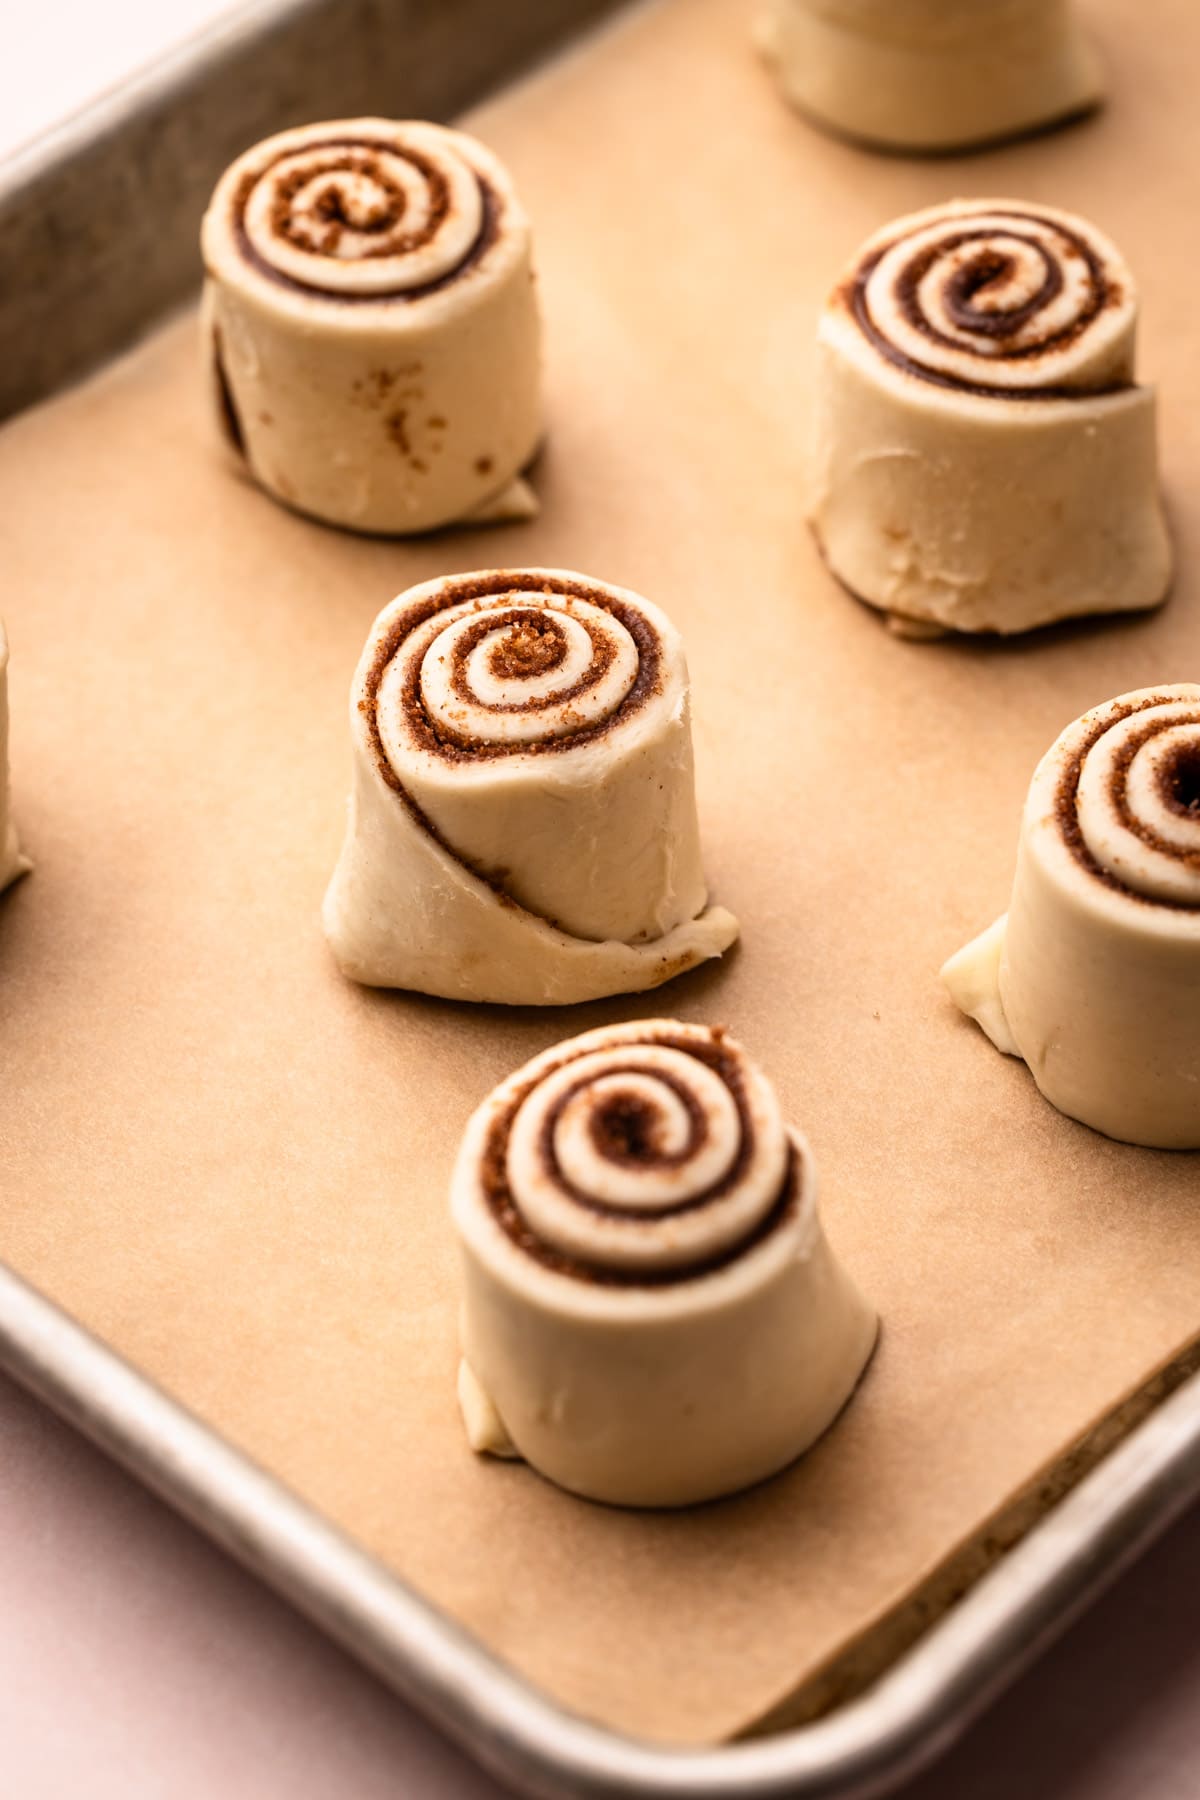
[848,203,1132,397]
[367,572,662,773]
[1055,690,1200,908]
[479,1025,800,1287]
[228,124,496,301]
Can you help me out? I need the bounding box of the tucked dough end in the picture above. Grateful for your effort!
[941,914,1019,1057]
[458,1360,519,1459]
[459,475,540,527]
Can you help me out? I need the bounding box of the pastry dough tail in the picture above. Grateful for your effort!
[457,1361,519,1459]
[0,845,31,893]
[940,914,1019,1057]
[458,475,539,528]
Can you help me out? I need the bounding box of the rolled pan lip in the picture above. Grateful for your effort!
[0,0,624,421]
[3,1255,1200,1799]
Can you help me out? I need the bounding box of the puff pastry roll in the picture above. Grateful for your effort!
[453,1019,878,1506]
[810,200,1170,637]
[759,0,1103,153]
[943,687,1200,1148]
[202,119,541,533]
[323,570,739,1004]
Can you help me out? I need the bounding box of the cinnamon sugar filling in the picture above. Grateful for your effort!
[480,1033,799,1288]
[845,209,1126,399]
[228,136,501,302]
[1055,696,1200,905]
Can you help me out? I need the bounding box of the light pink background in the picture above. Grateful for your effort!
[1,1373,1197,1799]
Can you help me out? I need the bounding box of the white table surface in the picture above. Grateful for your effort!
[3,8,1198,1797]
[0,0,243,162]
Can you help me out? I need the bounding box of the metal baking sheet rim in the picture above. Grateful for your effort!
[4,1259,1200,1800]
[4,1,1200,1793]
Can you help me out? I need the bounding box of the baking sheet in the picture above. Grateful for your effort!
[0,0,625,419]
[1,0,1199,1751]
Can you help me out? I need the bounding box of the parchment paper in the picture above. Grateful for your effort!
[1,0,1199,1748]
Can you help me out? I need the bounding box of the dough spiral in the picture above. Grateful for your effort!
[453,1021,878,1506]
[850,205,1131,397]
[811,199,1170,636]
[484,1026,790,1282]
[376,583,647,764]
[942,687,1200,1148]
[323,570,739,1005]
[1060,694,1200,910]
[201,119,541,533]
[228,126,490,300]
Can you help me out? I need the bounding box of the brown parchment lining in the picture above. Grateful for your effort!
[1,0,1199,1751]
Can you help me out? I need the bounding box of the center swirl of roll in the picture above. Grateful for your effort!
[237,128,484,297]
[1066,697,1200,906]
[417,598,639,747]
[502,1038,790,1275]
[372,577,657,765]
[854,207,1124,394]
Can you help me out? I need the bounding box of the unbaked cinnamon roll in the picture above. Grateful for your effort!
[0,623,30,894]
[322,570,739,1005]
[758,0,1103,153]
[453,1020,878,1507]
[201,119,541,533]
[811,200,1171,637]
[942,687,1200,1148]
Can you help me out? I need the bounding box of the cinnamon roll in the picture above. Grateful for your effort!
[758,0,1103,153]
[322,570,739,1005]
[942,687,1200,1148]
[453,1020,878,1507]
[810,200,1171,637]
[0,623,29,894]
[200,120,541,533]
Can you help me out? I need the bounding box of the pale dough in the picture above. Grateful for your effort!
[758,0,1103,153]
[943,686,1200,1149]
[323,570,740,1005]
[810,199,1171,636]
[453,1020,878,1508]
[201,119,541,534]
